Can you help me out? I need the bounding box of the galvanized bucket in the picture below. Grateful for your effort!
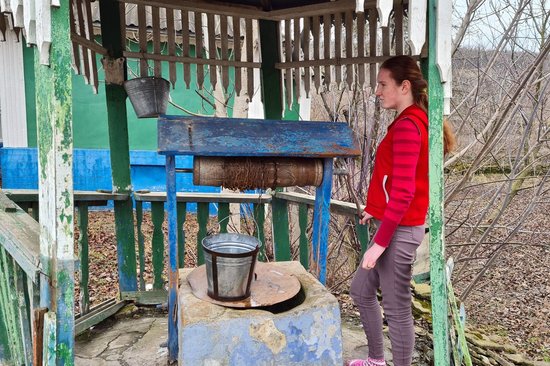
[202,233,259,301]
[124,77,170,118]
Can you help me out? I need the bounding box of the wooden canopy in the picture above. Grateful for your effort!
[1,0,452,112]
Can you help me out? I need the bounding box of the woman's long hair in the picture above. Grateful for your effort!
[380,55,456,154]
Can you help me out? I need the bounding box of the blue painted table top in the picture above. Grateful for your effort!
[157,116,361,158]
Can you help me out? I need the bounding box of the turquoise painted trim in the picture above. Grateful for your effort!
[22,39,37,148]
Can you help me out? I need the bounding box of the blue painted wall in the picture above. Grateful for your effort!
[0,147,219,211]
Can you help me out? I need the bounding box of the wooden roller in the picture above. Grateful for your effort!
[193,157,324,190]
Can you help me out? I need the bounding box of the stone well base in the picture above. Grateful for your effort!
[178,261,343,366]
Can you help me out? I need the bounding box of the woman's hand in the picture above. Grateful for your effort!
[359,211,373,225]
[361,243,386,270]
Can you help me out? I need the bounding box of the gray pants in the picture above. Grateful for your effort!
[350,220,425,366]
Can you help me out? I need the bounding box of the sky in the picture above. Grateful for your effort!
[452,0,548,51]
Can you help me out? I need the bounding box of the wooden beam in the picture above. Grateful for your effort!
[70,32,108,56]
[427,0,450,363]
[3,189,129,203]
[165,155,179,361]
[34,0,75,362]
[120,290,168,305]
[0,193,41,283]
[311,159,333,284]
[74,299,127,335]
[157,117,361,157]
[123,0,264,19]
[99,0,138,293]
[32,308,48,366]
[275,55,417,69]
[274,191,364,217]
[134,191,273,204]
[122,51,261,68]
[259,19,283,119]
[268,0,358,20]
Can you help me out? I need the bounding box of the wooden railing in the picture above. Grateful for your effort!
[0,192,39,364]
[2,188,369,336]
[1,189,130,341]
[2,188,469,364]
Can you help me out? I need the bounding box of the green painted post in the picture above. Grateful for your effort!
[135,201,146,291]
[271,197,291,261]
[253,203,266,261]
[298,204,309,269]
[34,0,75,362]
[77,203,90,314]
[427,0,450,364]
[99,0,138,292]
[0,247,23,364]
[0,295,11,362]
[177,202,187,268]
[43,312,57,366]
[197,202,210,265]
[259,20,283,120]
[14,265,32,364]
[217,203,230,233]
[151,202,165,290]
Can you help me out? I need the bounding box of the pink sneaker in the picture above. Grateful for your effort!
[347,358,386,366]
[367,357,386,366]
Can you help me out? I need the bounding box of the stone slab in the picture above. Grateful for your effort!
[178,261,343,366]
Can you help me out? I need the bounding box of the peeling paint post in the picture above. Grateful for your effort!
[165,154,179,362]
[34,0,75,363]
[427,0,450,364]
[311,159,334,284]
[99,0,138,292]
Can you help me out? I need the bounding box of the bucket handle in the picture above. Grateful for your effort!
[211,213,263,244]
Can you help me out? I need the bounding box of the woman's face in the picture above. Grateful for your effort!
[375,68,408,112]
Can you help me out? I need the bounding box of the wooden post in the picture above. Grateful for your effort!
[99,0,138,292]
[311,159,334,284]
[298,204,309,269]
[177,202,187,268]
[271,197,291,261]
[151,202,165,290]
[34,0,75,362]
[427,0,450,364]
[135,201,146,290]
[77,203,90,314]
[259,20,283,120]
[165,155,179,361]
[196,202,209,265]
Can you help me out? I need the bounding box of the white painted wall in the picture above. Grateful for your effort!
[0,29,28,147]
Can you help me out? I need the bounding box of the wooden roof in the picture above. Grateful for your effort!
[0,0,454,113]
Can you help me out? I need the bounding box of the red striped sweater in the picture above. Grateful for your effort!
[365,104,429,247]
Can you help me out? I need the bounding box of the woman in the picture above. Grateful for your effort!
[349,55,455,366]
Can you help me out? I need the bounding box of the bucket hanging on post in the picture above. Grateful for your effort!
[202,233,260,301]
[124,77,170,118]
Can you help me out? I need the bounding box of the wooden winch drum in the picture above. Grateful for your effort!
[193,157,324,189]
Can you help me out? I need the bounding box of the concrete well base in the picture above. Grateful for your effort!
[178,261,343,366]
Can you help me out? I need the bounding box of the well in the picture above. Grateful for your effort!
[178,261,343,366]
